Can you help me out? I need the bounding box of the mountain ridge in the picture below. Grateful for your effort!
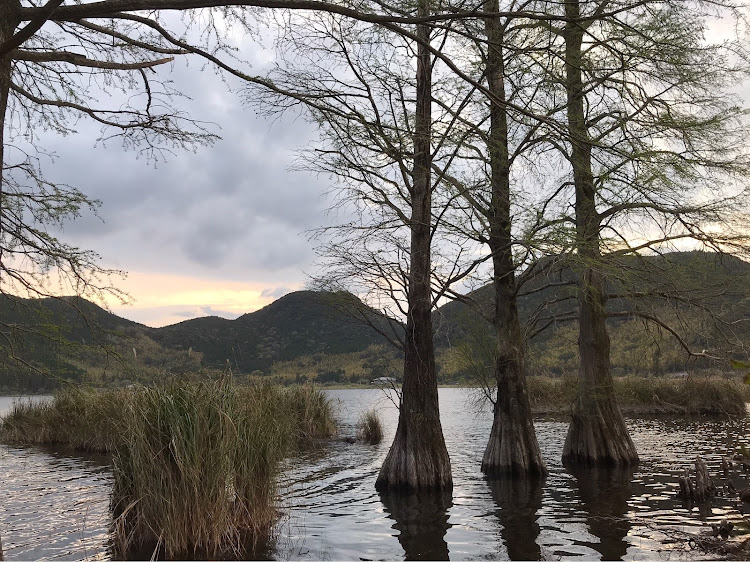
[1,250,748,391]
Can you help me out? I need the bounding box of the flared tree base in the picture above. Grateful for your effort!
[481,376,547,477]
[482,415,547,477]
[562,396,639,466]
[376,418,452,491]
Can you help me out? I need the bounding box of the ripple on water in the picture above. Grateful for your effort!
[3,389,750,561]
[0,444,112,561]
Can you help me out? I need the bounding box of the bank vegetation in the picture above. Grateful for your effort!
[524,375,750,416]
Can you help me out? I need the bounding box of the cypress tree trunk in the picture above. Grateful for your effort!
[0,7,18,557]
[480,0,546,477]
[375,0,452,491]
[0,0,20,277]
[561,0,638,466]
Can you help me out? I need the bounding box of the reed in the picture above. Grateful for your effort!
[0,387,126,452]
[527,375,750,415]
[110,380,336,559]
[526,375,578,412]
[613,375,750,415]
[282,384,338,442]
[356,409,383,444]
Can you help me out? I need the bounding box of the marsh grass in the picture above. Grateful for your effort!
[527,375,750,415]
[0,381,336,559]
[613,375,749,415]
[356,409,383,444]
[526,375,578,412]
[283,384,338,442]
[0,387,126,452]
[112,380,337,559]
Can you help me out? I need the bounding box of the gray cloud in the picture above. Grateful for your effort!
[32,59,338,291]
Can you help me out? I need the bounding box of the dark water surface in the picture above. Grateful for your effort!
[2,389,750,560]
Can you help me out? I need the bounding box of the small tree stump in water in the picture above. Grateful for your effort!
[678,457,716,502]
[695,457,716,500]
[721,457,733,477]
[711,519,734,539]
[679,468,695,499]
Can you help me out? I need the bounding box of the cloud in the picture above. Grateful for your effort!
[31,57,338,295]
[260,287,292,299]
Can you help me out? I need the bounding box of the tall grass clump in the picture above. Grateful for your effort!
[0,380,336,558]
[356,409,383,444]
[279,384,337,442]
[110,380,335,559]
[0,387,127,452]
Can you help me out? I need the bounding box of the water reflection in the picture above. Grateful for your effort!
[0,443,112,560]
[379,490,453,560]
[569,465,635,561]
[4,391,750,561]
[487,476,544,560]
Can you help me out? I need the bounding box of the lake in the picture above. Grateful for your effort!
[1,388,750,560]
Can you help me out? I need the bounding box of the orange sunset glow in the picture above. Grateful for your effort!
[102,272,298,327]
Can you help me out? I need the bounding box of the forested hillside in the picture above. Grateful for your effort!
[150,290,403,372]
[1,251,748,391]
[435,251,750,378]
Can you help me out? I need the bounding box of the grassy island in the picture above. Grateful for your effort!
[0,381,336,559]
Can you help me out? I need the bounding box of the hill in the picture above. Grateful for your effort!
[0,290,403,391]
[151,290,402,372]
[433,251,750,378]
[1,251,748,391]
[0,295,151,390]
[0,294,145,336]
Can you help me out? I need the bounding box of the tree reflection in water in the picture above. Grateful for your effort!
[487,476,544,560]
[379,490,453,560]
[569,465,636,561]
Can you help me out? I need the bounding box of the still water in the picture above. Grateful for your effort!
[1,389,750,560]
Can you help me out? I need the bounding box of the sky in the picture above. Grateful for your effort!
[31,38,335,328]
[12,11,748,329]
